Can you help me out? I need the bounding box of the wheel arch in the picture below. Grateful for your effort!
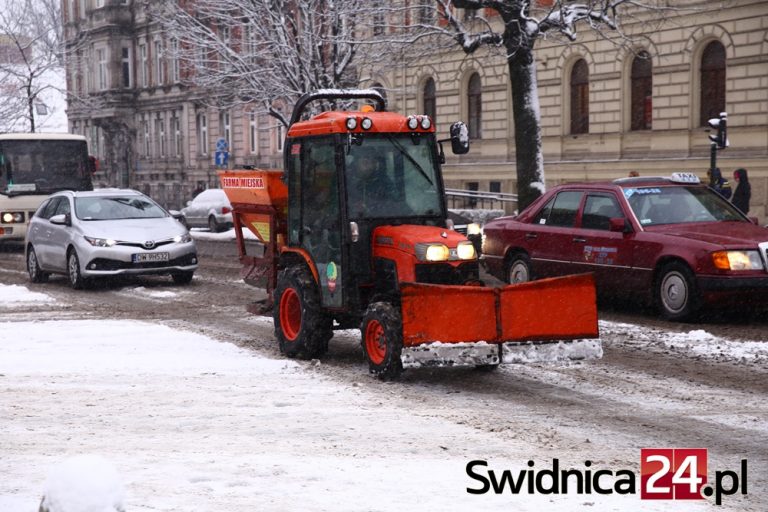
[652,255,694,286]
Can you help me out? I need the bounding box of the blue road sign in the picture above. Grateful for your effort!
[216,138,229,152]
[215,151,229,166]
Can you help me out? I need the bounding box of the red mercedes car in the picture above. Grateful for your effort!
[481,173,768,320]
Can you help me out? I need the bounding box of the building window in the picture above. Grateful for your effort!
[96,0,105,8]
[466,181,479,208]
[170,39,180,83]
[373,0,386,35]
[154,39,164,86]
[630,51,652,131]
[249,112,258,154]
[423,77,436,124]
[700,40,726,127]
[121,47,132,88]
[467,73,482,140]
[172,115,181,157]
[220,111,231,152]
[79,0,86,19]
[570,59,589,134]
[97,48,108,90]
[155,114,166,158]
[197,112,208,155]
[417,0,433,24]
[490,181,501,193]
[139,43,148,87]
[142,117,150,157]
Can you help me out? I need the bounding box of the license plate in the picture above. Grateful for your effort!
[132,252,170,263]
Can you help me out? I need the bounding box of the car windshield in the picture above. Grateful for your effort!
[344,133,442,218]
[623,185,745,226]
[75,196,167,220]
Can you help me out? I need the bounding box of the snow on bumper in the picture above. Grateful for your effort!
[401,338,602,369]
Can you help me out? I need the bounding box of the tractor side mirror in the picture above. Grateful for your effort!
[88,155,99,174]
[450,122,470,155]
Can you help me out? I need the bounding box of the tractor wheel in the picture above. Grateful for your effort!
[273,266,332,359]
[26,245,48,283]
[655,262,701,321]
[361,302,403,380]
[506,253,532,284]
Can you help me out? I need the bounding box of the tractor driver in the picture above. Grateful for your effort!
[347,153,395,216]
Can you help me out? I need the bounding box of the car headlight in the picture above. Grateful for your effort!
[84,236,116,247]
[712,250,764,270]
[416,243,450,262]
[456,241,476,260]
[173,233,193,244]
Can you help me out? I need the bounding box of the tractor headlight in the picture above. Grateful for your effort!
[361,117,373,130]
[416,243,449,262]
[456,241,476,260]
[407,116,419,130]
[419,116,431,130]
[712,250,764,270]
[345,117,358,130]
[84,236,116,247]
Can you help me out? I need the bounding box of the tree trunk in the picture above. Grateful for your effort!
[507,45,544,211]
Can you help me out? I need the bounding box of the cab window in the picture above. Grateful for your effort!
[581,194,623,230]
[535,191,583,227]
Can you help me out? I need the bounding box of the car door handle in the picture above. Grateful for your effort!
[572,237,587,243]
[525,233,537,240]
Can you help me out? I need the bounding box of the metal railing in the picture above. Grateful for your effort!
[445,188,518,212]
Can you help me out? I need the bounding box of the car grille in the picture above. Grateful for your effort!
[415,262,479,285]
[87,253,197,271]
[115,239,176,249]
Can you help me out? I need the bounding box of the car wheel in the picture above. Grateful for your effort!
[208,215,220,232]
[655,262,701,321]
[273,266,332,359]
[26,246,48,283]
[172,271,194,285]
[67,249,88,290]
[361,302,403,380]
[506,253,532,284]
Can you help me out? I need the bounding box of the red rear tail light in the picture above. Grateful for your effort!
[222,206,231,214]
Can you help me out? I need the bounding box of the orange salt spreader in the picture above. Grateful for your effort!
[220,90,601,379]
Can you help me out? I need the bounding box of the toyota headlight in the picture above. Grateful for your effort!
[456,241,476,260]
[712,250,764,270]
[416,243,450,262]
[84,236,116,247]
[174,233,193,243]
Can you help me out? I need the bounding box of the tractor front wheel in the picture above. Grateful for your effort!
[273,266,332,359]
[361,302,403,380]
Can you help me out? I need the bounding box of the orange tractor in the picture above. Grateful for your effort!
[220,90,601,379]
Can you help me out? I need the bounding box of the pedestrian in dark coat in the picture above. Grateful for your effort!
[731,168,751,214]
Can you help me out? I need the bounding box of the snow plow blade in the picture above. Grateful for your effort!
[399,274,600,367]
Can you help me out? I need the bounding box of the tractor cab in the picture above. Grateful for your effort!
[283,90,471,315]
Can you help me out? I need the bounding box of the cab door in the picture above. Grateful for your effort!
[570,192,634,289]
[286,136,345,308]
[525,190,584,278]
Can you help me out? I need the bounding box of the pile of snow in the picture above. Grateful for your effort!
[0,284,55,305]
[190,227,259,241]
[601,320,768,364]
[40,455,125,512]
[449,208,506,225]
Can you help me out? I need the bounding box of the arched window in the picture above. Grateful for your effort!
[630,51,652,131]
[423,77,436,124]
[700,41,726,126]
[467,73,482,139]
[570,59,589,134]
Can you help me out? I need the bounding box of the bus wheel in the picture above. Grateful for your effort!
[361,302,403,380]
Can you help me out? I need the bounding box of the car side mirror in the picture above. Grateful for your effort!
[50,213,70,226]
[609,217,631,233]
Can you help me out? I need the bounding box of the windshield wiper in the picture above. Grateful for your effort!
[384,134,433,186]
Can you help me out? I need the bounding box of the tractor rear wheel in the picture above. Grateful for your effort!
[273,266,332,359]
[361,302,403,380]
